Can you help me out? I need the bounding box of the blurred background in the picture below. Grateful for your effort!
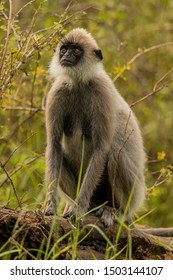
[0,0,173,227]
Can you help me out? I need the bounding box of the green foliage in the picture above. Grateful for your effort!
[0,0,173,238]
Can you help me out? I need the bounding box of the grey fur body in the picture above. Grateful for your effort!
[45,28,145,226]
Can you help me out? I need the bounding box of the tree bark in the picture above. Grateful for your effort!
[0,207,172,260]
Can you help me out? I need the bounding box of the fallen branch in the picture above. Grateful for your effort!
[137,226,173,237]
[0,207,172,260]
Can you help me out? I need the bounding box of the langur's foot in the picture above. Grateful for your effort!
[96,206,119,227]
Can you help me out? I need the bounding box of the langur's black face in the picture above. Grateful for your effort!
[59,43,84,67]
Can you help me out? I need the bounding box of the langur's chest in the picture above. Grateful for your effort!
[63,112,92,140]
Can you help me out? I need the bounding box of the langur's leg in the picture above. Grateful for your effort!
[45,155,77,215]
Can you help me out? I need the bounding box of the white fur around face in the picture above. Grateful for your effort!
[49,49,104,83]
[48,28,104,83]
[49,53,60,79]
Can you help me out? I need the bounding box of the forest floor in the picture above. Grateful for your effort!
[0,207,173,260]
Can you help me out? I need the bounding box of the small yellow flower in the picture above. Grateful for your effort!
[157,151,166,161]
[37,66,45,76]
[160,168,166,174]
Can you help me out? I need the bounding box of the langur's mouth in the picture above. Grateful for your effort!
[60,59,75,67]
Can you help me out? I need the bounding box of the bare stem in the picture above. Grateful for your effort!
[0,0,13,76]
[0,161,22,209]
[113,42,173,82]
[130,80,172,108]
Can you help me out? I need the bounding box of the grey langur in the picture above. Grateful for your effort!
[45,28,145,227]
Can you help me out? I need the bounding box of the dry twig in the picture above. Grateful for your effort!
[0,161,21,209]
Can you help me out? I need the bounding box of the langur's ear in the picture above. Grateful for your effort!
[94,49,103,60]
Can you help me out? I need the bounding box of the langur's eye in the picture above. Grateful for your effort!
[73,48,82,55]
[60,47,67,55]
